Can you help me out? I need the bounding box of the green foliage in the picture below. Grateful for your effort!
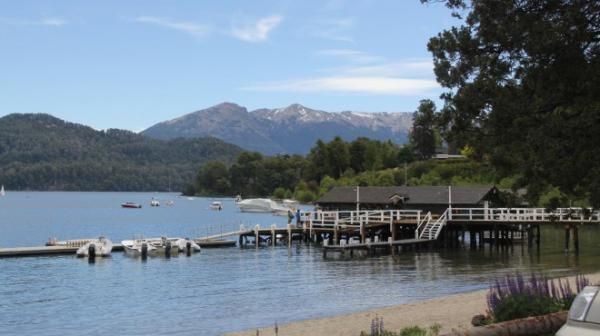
[492,294,562,323]
[0,113,242,191]
[538,187,568,210]
[410,100,438,160]
[359,324,441,336]
[422,0,600,206]
[192,137,413,201]
[272,187,288,199]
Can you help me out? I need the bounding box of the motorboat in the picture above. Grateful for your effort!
[76,236,113,258]
[0,185,5,196]
[150,198,160,207]
[148,237,179,256]
[121,238,158,258]
[209,201,223,211]
[236,198,289,214]
[282,199,299,209]
[121,202,142,209]
[173,238,201,254]
[147,237,201,255]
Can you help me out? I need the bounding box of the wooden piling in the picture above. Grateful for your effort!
[564,225,570,251]
[271,225,276,246]
[574,225,579,253]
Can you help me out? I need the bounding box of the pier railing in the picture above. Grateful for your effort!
[449,207,600,222]
[301,209,423,229]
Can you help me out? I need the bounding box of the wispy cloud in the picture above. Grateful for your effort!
[244,55,437,95]
[313,17,354,43]
[243,76,438,95]
[135,16,210,38]
[230,15,282,42]
[330,60,434,77]
[0,17,67,27]
[316,49,385,63]
[40,18,67,27]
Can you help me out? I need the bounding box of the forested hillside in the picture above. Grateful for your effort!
[0,113,242,191]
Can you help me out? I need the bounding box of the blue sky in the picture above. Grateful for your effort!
[0,1,457,131]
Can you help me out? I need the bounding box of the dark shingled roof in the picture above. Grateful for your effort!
[316,186,496,205]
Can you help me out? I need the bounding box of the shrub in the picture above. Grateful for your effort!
[487,273,589,322]
[294,190,316,203]
[360,317,440,336]
[272,187,287,199]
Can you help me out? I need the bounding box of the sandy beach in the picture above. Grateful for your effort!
[226,272,600,336]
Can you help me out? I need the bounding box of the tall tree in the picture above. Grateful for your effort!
[410,99,438,159]
[422,0,600,205]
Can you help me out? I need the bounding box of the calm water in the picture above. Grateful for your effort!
[1,192,599,335]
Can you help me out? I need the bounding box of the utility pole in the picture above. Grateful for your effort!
[356,186,360,212]
[404,162,408,186]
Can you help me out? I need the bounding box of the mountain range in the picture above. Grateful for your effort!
[142,103,413,155]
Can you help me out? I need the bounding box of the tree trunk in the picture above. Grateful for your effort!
[440,311,567,336]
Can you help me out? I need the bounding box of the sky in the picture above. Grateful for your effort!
[0,0,459,131]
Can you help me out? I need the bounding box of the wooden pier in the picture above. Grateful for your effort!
[190,207,600,258]
[1,207,597,259]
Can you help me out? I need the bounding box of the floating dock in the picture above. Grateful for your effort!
[0,239,236,258]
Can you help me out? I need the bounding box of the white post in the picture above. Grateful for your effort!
[448,185,453,220]
[356,186,360,212]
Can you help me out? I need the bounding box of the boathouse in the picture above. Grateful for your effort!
[316,186,501,214]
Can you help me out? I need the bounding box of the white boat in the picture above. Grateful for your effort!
[173,238,201,254]
[76,236,113,258]
[0,185,4,196]
[282,199,299,209]
[121,239,158,257]
[209,201,223,210]
[165,200,174,206]
[148,237,179,255]
[147,237,201,255]
[236,198,288,213]
[150,198,160,207]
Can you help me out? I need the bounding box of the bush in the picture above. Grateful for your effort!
[272,187,287,199]
[360,317,440,336]
[295,190,316,203]
[487,273,589,322]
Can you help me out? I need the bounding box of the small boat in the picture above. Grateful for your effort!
[150,198,160,207]
[209,201,223,211]
[0,185,5,196]
[122,239,158,258]
[165,200,174,206]
[121,202,142,209]
[76,236,113,258]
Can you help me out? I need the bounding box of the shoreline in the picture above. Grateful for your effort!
[225,272,600,336]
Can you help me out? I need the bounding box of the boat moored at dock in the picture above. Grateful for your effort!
[76,236,113,258]
[121,239,158,258]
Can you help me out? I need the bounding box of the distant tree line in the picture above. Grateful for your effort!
[0,113,242,191]
[187,137,416,202]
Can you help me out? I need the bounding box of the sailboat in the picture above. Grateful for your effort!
[0,185,5,197]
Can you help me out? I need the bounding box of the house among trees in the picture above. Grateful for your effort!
[316,186,501,214]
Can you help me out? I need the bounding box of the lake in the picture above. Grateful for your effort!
[1,192,599,335]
